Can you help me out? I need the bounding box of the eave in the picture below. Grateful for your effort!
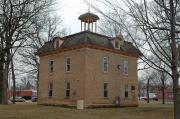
[38,44,140,58]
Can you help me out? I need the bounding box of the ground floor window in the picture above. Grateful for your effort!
[125,84,128,98]
[104,83,108,98]
[48,82,53,98]
[66,82,70,98]
[131,85,135,90]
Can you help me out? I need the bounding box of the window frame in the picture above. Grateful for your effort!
[123,60,128,75]
[66,81,71,98]
[103,57,109,73]
[125,84,128,98]
[48,82,53,98]
[115,41,119,49]
[66,57,71,72]
[104,82,108,98]
[131,85,135,90]
[56,40,59,48]
[49,60,54,73]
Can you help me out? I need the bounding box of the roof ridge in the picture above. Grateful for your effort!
[86,31,111,39]
[63,31,111,39]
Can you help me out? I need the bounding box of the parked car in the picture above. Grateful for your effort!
[9,96,26,102]
[31,96,37,102]
[140,93,158,101]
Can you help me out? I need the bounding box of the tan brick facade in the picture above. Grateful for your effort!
[38,47,138,107]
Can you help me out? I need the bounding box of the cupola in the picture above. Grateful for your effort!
[78,12,99,32]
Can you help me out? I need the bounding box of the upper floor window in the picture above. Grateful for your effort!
[103,57,108,72]
[104,82,108,98]
[66,57,71,72]
[48,82,53,98]
[125,84,128,98]
[115,41,119,49]
[66,81,70,98]
[49,60,54,73]
[56,40,59,48]
[123,60,128,75]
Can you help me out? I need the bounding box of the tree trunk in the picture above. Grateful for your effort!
[2,49,11,104]
[147,79,150,103]
[169,0,180,119]
[37,64,40,101]
[162,82,165,104]
[161,71,165,104]
[11,59,16,104]
[0,61,3,104]
[2,62,9,104]
[172,72,180,119]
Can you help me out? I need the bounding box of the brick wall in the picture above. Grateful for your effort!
[38,47,138,107]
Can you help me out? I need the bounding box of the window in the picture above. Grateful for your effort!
[66,82,70,98]
[66,57,71,72]
[48,82,53,97]
[125,84,128,98]
[103,57,108,72]
[115,41,119,48]
[123,61,128,75]
[104,83,108,98]
[49,60,54,73]
[56,40,59,48]
[131,86,135,90]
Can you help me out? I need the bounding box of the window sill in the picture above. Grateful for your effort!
[103,71,108,74]
[123,74,128,77]
[103,97,109,99]
[65,97,70,99]
[49,73,54,76]
[124,97,129,100]
[65,71,71,74]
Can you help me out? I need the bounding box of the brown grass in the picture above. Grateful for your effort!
[0,102,173,119]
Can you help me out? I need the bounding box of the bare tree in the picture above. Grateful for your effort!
[99,13,126,37]
[91,0,180,118]
[18,78,33,90]
[141,70,157,103]
[0,0,56,104]
[160,70,168,104]
[151,68,170,104]
[17,14,67,92]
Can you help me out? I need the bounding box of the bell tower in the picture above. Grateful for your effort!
[78,12,99,32]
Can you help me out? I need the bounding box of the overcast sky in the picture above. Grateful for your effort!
[57,0,98,34]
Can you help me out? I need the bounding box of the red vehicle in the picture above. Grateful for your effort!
[8,90,37,100]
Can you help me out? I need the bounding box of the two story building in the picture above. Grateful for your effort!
[37,12,141,107]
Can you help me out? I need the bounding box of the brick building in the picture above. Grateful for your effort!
[37,12,141,107]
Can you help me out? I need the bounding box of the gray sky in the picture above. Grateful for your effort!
[57,0,98,34]
[58,0,88,34]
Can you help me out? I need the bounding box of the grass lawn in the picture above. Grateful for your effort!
[0,102,173,119]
